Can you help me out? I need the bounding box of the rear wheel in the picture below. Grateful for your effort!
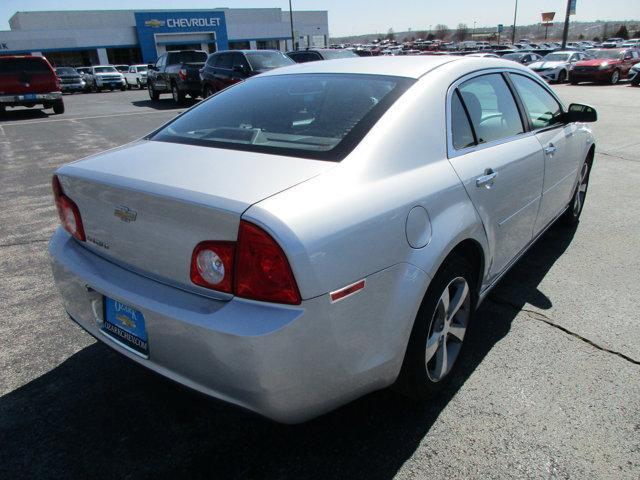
[562,158,590,225]
[610,69,620,85]
[396,255,476,399]
[203,85,214,98]
[171,83,185,104]
[148,82,159,101]
[52,99,65,115]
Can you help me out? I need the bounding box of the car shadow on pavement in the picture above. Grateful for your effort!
[0,223,577,480]
[0,109,50,122]
[131,99,199,111]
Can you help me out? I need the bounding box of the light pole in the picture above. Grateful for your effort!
[511,0,518,44]
[473,21,476,38]
[561,0,572,49]
[289,0,295,50]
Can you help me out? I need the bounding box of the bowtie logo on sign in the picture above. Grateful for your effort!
[144,19,166,28]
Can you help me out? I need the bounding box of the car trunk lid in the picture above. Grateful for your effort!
[57,140,334,298]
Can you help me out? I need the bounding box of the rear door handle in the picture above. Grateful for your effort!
[476,168,498,188]
[544,143,557,155]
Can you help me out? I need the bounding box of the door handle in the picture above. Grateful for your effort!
[476,168,498,188]
[544,143,557,155]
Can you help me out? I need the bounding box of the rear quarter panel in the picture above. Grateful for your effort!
[246,62,491,300]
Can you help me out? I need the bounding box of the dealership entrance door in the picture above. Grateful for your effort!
[155,32,217,56]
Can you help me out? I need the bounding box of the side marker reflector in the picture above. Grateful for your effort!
[330,279,366,303]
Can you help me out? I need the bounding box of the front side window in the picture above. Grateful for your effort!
[510,74,563,130]
[216,54,233,69]
[457,73,523,144]
[151,73,414,161]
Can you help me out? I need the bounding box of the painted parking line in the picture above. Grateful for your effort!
[0,109,183,127]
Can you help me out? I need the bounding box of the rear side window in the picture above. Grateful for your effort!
[0,57,50,74]
[510,74,563,130]
[458,74,523,144]
[216,54,233,69]
[151,73,414,161]
[451,91,475,149]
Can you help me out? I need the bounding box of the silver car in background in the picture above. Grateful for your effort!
[49,57,597,423]
[528,50,592,83]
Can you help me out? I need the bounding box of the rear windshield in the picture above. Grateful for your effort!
[151,73,414,161]
[503,53,524,60]
[167,51,208,64]
[0,57,50,74]
[320,50,358,60]
[543,53,571,61]
[245,51,294,70]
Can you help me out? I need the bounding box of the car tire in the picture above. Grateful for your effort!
[52,99,65,115]
[562,157,591,225]
[203,85,214,98]
[395,254,477,400]
[171,83,185,104]
[557,70,567,83]
[120,85,126,91]
[148,83,160,101]
[610,69,620,85]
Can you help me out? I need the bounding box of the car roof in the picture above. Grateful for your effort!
[213,50,281,54]
[258,56,479,79]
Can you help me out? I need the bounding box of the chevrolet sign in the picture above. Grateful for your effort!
[166,17,221,28]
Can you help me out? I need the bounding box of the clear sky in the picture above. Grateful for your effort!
[1,0,638,37]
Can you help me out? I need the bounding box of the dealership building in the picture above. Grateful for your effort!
[0,8,329,66]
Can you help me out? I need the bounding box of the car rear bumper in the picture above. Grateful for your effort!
[0,91,62,105]
[49,228,428,423]
[60,83,85,92]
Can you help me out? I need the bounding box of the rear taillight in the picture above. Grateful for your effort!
[235,221,301,305]
[52,175,85,241]
[178,68,187,81]
[190,242,235,293]
[189,220,301,305]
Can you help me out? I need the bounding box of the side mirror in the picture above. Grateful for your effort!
[566,103,597,123]
[147,64,156,71]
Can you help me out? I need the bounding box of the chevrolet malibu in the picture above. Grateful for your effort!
[49,57,597,423]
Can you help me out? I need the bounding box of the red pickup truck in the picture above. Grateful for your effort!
[0,55,64,115]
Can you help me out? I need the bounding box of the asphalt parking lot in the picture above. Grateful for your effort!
[1,84,639,479]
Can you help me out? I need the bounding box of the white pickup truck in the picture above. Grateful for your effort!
[124,64,148,89]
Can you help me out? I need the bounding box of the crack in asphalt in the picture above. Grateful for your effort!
[487,295,640,366]
[598,151,638,162]
[0,238,49,248]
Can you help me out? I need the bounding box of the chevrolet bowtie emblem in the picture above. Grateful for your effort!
[114,206,137,223]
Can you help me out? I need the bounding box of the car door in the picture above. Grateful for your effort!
[231,53,250,83]
[509,73,579,233]
[214,53,233,89]
[151,54,166,90]
[447,72,544,281]
[621,50,636,75]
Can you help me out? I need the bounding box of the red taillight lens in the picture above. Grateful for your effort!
[189,221,301,305]
[52,175,85,241]
[178,68,187,80]
[190,242,235,293]
[235,221,301,305]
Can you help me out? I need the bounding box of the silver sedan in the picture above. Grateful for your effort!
[49,56,597,423]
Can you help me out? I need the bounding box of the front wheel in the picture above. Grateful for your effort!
[557,69,567,83]
[562,159,591,225]
[610,69,620,85]
[396,255,476,400]
[148,83,160,101]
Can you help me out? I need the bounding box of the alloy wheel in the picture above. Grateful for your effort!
[573,162,589,216]
[425,276,470,382]
[172,85,179,102]
[611,70,620,84]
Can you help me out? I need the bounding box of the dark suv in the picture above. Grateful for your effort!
[286,49,358,63]
[199,50,294,97]
[0,55,64,115]
[147,50,209,103]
